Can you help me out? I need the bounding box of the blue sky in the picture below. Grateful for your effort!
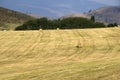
[0,0,119,17]
[89,0,120,5]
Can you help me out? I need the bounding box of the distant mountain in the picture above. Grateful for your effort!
[86,6,120,24]
[0,7,35,24]
[28,14,44,18]
[61,14,90,19]
[0,0,106,17]
[62,6,120,25]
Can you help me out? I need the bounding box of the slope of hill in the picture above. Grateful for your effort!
[62,6,120,25]
[0,7,35,24]
[61,13,90,19]
[0,28,120,80]
[87,6,120,24]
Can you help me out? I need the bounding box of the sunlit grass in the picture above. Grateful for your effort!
[0,28,120,80]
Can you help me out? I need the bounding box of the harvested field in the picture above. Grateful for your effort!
[0,28,120,80]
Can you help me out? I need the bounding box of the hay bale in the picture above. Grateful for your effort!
[39,29,42,30]
[57,28,59,30]
[3,30,7,32]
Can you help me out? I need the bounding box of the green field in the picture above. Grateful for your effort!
[0,28,120,80]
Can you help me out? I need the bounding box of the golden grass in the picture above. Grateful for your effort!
[0,28,120,80]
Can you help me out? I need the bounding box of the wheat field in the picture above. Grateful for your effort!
[0,28,120,80]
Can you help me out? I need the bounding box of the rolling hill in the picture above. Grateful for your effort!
[0,7,35,30]
[87,6,120,24]
[0,28,120,80]
[0,7,35,24]
[61,13,90,19]
[62,6,120,25]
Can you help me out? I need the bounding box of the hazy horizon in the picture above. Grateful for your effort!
[0,0,119,18]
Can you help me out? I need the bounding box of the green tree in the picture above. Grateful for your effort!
[114,23,118,27]
[91,16,95,22]
[107,23,117,27]
[15,17,107,30]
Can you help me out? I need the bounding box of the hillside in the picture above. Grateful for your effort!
[0,7,35,24]
[0,28,120,80]
[61,14,90,19]
[87,6,120,24]
[62,6,120,24]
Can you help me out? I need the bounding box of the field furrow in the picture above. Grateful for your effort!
[0,28,120,80]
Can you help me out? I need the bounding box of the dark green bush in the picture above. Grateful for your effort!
[15,17,107,30]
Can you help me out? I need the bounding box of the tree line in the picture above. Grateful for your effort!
[15,17,118,30]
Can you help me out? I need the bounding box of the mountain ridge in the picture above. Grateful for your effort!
[62,6,120,24]
[87,6,120,24]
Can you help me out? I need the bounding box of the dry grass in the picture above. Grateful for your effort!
[0,28,120,80]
